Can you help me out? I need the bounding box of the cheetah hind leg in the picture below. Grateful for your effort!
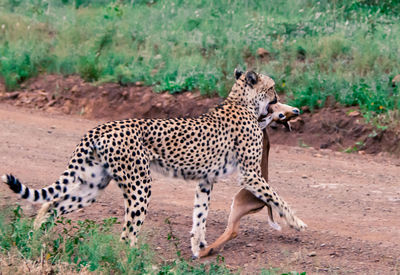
[114,175,152,247]
[34,201,54,230]
[33,186,105,230]
[33,173,112,230]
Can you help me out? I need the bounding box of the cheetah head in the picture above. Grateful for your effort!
[231,69,278,118]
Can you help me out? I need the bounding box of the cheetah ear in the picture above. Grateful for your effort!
[245,71,258,86]
[234,68,243,80]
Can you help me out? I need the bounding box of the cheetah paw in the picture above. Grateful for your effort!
[292,218,307,231]
[287,215,307,231]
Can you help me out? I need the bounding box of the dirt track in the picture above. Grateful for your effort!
[0,103,399,274]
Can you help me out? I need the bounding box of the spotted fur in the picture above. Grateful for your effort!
[2,70,306,258]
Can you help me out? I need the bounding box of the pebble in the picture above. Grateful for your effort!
[308,251,317,257]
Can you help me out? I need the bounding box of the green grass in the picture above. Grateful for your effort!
[0,205,234,274]
[0,205,305,274]
[0,0,399,119]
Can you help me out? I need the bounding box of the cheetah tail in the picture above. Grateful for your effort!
[1,174,57,204]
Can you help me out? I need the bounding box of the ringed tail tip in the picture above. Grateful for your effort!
[2,174,23,194]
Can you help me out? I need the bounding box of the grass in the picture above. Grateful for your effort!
[0,0,399,120]
[0,205,304,274]
[343,140,365,153]
[0,205,234,274]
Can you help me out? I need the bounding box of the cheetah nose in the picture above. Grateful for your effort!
[278,113,285,119]
[292,108,300,115]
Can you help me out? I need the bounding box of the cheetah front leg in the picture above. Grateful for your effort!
[191,180,212,258]
[241,170,307,231]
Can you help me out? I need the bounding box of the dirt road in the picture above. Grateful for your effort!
[0,103,399,274]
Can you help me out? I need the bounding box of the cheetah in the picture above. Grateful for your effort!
[2,69,307,258]
[199,101,301,257]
